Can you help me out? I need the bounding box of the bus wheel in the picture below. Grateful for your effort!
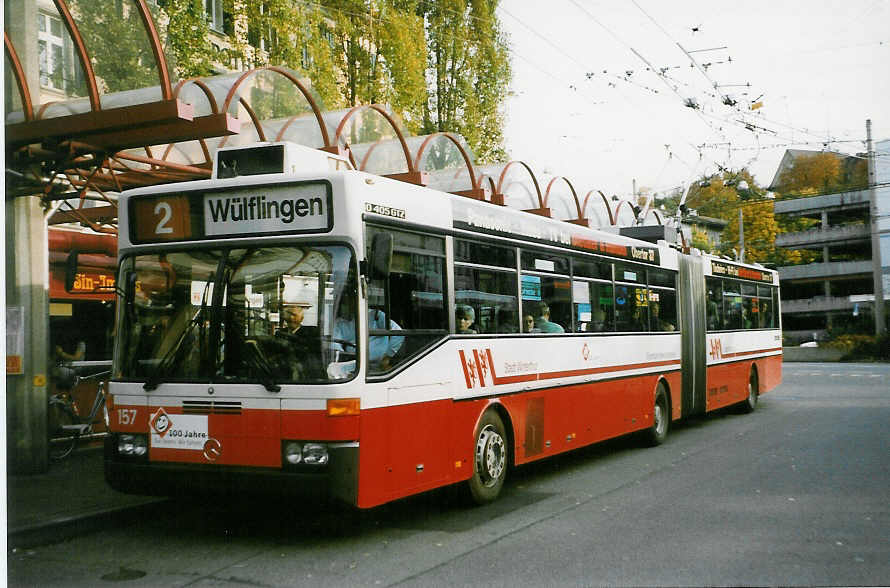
[467,410,508,505]
[739,370,758,414]
[644,383,669,447]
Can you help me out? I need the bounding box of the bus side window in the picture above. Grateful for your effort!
[366,227,448,374]
[758,285,774,328]
[706,278,723,331]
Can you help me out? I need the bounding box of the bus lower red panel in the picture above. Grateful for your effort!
[354,371,682,509]
[705,354,781,412]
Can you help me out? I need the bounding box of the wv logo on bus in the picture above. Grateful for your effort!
[709,338,723,361]
[459,348,493,389]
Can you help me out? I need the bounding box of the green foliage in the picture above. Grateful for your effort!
[161,0,215,79]
[824,333,890,360]
[690,226,715,253]
[70,0,158,92]
[420,0,511,163]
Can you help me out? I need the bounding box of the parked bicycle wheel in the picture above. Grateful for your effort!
[48,397,79,461]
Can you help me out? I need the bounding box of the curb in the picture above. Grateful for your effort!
[8,499,168,550]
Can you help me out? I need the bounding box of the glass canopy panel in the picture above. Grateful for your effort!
[613,200,637,226]
[349,137,409,176]
[544,179,577,221]
[582,195,613,228]
[68,0,164,105]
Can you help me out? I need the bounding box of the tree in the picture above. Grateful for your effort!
[420,0,511,163]
[775,152,842,196]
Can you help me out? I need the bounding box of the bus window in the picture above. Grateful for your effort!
[573,280,614,332]
[742,296,756,329]
[614,262,646,284]
[522,273,571,333]
[648,268,675,288]
[521,251,569,274]
[455,267,518,334]
[615,285,649,332]
[706,278,723,331]
[758,285,774,328]
[367,227,447,374]
[455,240,515,268]
[723,280,743,330]
[649,288,676,331]
[573,257,611,281]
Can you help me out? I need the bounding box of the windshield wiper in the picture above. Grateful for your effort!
[244,340,281,393]
[143,279,212,391]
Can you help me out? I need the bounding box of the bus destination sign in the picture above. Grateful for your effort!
[710,260,774,284]
[130,181,333,243]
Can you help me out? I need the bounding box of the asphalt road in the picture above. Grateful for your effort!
[8,362,890,587]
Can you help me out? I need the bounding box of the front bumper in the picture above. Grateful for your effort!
[104,436,359,505]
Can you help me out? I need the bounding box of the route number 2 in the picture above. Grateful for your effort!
[154,201,174,234]
[133,195,191,242]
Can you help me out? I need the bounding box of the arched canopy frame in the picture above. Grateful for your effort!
[413,132,479,191]
[334,104,417,175]
[4,32,32,121]
[496,161,545,213]
[221,65,331,148]
[580,190,615,226]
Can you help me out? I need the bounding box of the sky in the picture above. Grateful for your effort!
[498,0,890,199]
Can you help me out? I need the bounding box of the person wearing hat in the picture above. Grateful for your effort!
[276,301,323,379]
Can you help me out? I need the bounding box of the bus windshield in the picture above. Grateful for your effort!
[115,244,358,387]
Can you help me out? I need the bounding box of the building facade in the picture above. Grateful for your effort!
[773,141,890,343]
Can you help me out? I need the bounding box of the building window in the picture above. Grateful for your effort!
[205,0,224,33]
[38,12,66,90]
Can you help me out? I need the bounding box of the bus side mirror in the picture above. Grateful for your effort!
[65,250,80,292]
[369,233,392,282]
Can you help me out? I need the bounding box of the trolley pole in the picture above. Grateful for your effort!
[866,120,886,335]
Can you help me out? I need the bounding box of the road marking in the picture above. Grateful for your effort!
[830,373,842,377]
[850,374,862,377]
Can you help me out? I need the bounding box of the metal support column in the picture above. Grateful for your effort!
[6,195,49,473]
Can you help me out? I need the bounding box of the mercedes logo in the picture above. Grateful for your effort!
[203,438,222,461]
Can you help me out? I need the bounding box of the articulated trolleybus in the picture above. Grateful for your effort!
[106,142,782,508]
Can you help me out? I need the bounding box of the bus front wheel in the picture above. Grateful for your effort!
[467,410,508,505]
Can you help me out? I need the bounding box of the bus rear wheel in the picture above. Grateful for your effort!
[643,383,669,447]
[739,370,758,414]
[467,410,508,505]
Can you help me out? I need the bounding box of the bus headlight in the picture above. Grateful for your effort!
[302,443,329,465]
[283,441,303,465]
[118,434,148,457]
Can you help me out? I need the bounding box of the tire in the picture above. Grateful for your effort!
[643,383,669,447]
[739,369,758,414]
[48,399,79,461]
[467,410,508,505]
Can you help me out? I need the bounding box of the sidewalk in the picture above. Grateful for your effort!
[7,445,165,549]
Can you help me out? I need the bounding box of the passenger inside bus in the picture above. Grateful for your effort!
[650,302,675,332]
[523,313,538,333]
[588,308,607,332]
[534,302,564,333]
[275,302,323,379]
[456,305,477,334]
[331,297,404,373]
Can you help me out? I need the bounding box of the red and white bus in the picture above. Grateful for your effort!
[105,142,782,508]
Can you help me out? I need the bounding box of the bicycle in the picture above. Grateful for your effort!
[48,367,111,461]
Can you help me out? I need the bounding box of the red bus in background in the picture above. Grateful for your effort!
[48,228,116,433]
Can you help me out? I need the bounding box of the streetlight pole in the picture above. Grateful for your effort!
[866,119,886,335]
